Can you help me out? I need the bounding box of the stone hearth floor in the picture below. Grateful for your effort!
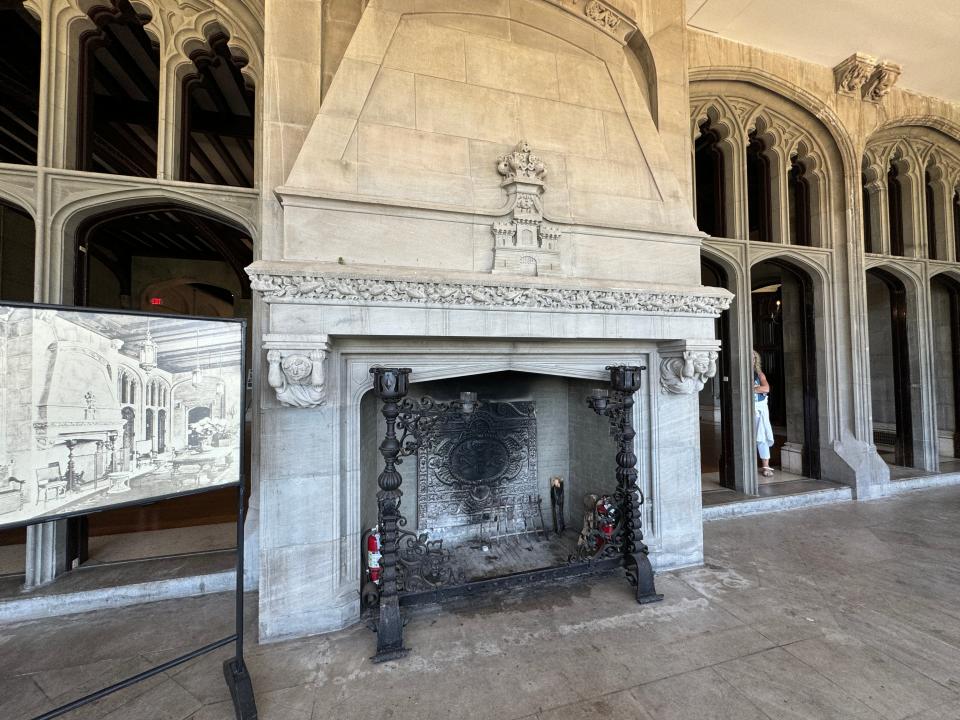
[4,486,960,719]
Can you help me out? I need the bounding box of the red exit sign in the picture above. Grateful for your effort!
[150,297,163,306]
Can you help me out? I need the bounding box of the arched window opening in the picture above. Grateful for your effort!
[78,1,160,177]
[862,167,875,254]
[788,157,811,246]
[954,190,960,261]
[694,121,725,237]
[887,162,905,257]
[746,131,772,242]
[0,200,35,302]
[925,170,938,260]
[0,3,40,165]
[75,204,252,314]
[180,32,255,188]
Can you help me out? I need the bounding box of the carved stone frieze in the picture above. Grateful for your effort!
[862,61,902,102]
[493,140,562,277]
[263,334,330,408]
[247,270,733,317]
[833,53,877,96]
[540,0,637,44]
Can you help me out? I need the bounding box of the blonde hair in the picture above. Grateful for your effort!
[752,350,762,374]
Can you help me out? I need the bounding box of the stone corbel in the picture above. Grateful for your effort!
[263,334,330,408]
[833,52,877,96]
[862,61,902,102]
[658,340,721,395]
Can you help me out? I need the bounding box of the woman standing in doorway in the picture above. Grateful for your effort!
[754,351,775,477]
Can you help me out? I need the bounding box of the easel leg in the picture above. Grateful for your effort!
[226,483,258,718]
[223,656,257,719]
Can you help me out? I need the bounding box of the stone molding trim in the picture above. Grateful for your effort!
[658,340,721,395]
[493,140,563,277]
[542,0,638,44]
[247,266,734,317]
[263,334,330,408]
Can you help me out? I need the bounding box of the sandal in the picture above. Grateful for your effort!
[760,467,774,477]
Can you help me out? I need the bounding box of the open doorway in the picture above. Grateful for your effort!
[751,259,821,484]
[866,268,921,473]
[700,255,735,495]
[931,274,960,473]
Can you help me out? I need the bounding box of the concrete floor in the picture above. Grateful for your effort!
[4,487,960,720]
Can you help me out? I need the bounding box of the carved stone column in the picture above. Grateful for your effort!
[263,334,330,408]
[658,341,721,396]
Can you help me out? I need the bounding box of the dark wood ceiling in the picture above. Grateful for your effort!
[0,3,41,165]
[78,205,254,302]
[78,1,255,185]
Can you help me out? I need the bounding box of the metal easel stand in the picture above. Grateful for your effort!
[33,483,257,720]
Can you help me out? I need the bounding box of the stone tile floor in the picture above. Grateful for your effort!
[4,487,960,719]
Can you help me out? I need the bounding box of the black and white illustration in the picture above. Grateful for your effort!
[0,304,243,528]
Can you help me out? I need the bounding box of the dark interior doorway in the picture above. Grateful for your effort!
[866,268,914,468]
[0,200,35,302]
[751,259,821,479]
[931,275,960,463]
[700,256,735,489]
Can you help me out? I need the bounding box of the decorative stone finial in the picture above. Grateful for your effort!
[497,140,546,185]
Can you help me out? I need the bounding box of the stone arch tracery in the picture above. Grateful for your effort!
[863,126,960,263]
[690,84,838,249]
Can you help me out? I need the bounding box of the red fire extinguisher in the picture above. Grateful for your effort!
[365,526,382,585]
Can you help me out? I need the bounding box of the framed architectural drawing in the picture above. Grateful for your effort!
[0,302,245,530]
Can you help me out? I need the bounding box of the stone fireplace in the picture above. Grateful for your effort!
[249,0,731,642]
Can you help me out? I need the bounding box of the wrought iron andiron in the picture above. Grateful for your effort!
[369,367,477,663]
[586,365,664,604]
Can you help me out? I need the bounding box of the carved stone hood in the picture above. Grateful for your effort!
[35,340,124,445]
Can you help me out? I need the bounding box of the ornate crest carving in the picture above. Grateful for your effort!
[497,141,546,184]
[493,140,562,277]
[660,351,718,395]
[264,334,330,408]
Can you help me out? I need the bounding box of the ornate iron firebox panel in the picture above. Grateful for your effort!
[416,401,537,530]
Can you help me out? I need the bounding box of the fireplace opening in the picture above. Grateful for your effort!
[359,371,622,602]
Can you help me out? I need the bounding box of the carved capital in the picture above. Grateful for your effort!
[658,340,721,395]
[833,52,877,96]
[863,61,902,102]
[263,334,330,409]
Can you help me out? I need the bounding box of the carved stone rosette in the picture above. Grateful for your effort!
[493,140,563,277]
[658,341,721,395]
[263,334,330,408]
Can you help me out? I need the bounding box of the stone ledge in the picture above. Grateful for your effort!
[246,261,734,317]
[703,487,854,521]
